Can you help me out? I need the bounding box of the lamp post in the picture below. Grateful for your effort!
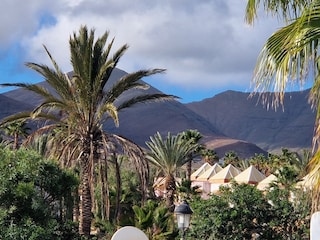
[174,200,193,240]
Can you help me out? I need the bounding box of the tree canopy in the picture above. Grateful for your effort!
[0,147,79,239]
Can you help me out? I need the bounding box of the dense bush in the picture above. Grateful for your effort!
[188,182,310,240]
[0,147,80,239]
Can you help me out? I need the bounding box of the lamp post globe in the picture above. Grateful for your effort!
[174,200,193,240]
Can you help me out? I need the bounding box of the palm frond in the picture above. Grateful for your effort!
[245,0,310,24]
[248,1,320,148]
[97,43,129,96]
[145,132,198,176]
[25,62,73,101]
[251,3,320,105]
[97,103,119,127]
[0,111,59,127]
[106,69,166,103]
[117,93,178,111]
[107,133,149,202]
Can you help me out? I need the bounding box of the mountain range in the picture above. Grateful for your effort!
[186,89,315,153]
[0,69,315,159]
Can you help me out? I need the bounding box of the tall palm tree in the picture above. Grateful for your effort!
[0,26,177,236]
[180,129,202,181]
[245,0,320,212]
[145,132,198,211]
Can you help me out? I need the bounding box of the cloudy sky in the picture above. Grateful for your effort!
[0,0,284,103]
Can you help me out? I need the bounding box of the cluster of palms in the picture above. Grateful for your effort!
[2,0,320,236]
[244,148,309,177]
[0,26,210,237]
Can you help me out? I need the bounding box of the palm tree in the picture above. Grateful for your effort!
[1,120,30,149]
[145,132,198,211]
[250,153,270,176]
[180,129,202,181]
[244,0,320,211]
[223,151,240,167]
[0,26,177,236]
[201,148,219,165]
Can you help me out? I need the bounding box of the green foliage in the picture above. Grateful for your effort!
[0,147,80,239]
[266,186,311,239]
[189,195,229,239]
[245,0,320,213]
[176,179,200,200]
[223,151,240,167]
[0,120,30,149]
[189,182,310,239]
[146,132,199,174]
[0,218,79,240]
[100,164,142,226]
[133,202,154,231]
[133,200,178,240]
[200,148,219,165]
[190,183,274,239]
[248,149,311,179]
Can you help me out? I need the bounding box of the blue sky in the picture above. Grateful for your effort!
[0,0,302,103]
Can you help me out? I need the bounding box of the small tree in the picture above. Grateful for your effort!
[145,132,198,211]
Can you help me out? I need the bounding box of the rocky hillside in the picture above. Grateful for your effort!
[186,90,315,153]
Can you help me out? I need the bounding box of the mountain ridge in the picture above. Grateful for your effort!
[1,69,311,158]
[186,89,315,153]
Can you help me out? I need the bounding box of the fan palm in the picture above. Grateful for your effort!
[145,132,198,210]
[201,148,219,165]
[0,25,177,236]
[245,0,320,212]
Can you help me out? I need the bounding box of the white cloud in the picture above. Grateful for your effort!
[0,0,283,100]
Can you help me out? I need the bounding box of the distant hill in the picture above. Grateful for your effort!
[186,90,315,153]
[4,68,310,159]
[0,94,34,120]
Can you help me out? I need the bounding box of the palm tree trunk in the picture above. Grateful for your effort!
[165,174,176,212]
[99,158,110,221]
[79,149,92,236]
[186,155,192,181]
[73,189,80,222]
[98,159,106,220]
[114,155,122,223]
